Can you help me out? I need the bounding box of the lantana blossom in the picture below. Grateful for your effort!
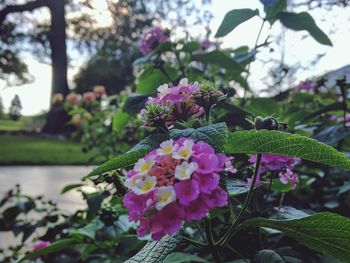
[140,27,169,55]
[248,154,300,188]
[141,79,204,128]
[123,138,235,240]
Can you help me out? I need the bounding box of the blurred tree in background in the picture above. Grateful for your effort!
[0,0,211,133]
[9,94,22,120]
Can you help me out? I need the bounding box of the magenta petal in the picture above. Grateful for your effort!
[193,153,219,174]
[193,173,220,194]
[174,180,199,205]
[184,197,209,221]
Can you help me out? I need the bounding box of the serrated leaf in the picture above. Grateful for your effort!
[192,50,245,73]
[215,9,259,37]
[124,234,182,263]
[123,94,150,115]
[85,149,150,178]
[164,252,208,263]
[226,179,250,196]
[128,134,169,152]
[169,123,228,151]
[60,183,83,194]
[23,239,77,260]
[244,212,350,262]
[225,130,350,171]
[278,12,332,46]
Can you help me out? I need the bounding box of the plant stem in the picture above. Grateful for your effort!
[204,217,221,263]
[218,154,262,246]
[181,235,208,249]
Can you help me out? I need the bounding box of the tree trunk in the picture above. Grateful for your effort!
[42,0,70,134]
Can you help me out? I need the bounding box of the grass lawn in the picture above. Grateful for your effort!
[0,116,44,131]
[0,135,101,165]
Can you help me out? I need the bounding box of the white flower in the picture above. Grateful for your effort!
[125,174,157,195]
[179,78,189,86]
[173,140,194,160]
[134,157,155,174]
[155,186,176,210]
[156,139,177,156]
[174,162,198,180]
[157,84,169,96]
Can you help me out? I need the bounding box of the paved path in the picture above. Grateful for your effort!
[0,166,95,249]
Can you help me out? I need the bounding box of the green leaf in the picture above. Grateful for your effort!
[164,252,208,263]
[124,234,182,263]
[264,0,287,25]
[215,9,259,37]
[85,149,150,178]
[128,134,169,152]
[225,130,350,171]
[136,65,180,94]
[226,179,250,196]
[182,41,201,52]
[60,183,83,194]
[278,12,332,46]
[244,212,350,262]
[70,218,104,240]
[170,123,228,151]
[123,93,149,115]
[269,178,293,193]
[192,50,245,73]
[23,239,77,260]
[246,98,282,116]
[254,249,286,262]
[112,108,131,133]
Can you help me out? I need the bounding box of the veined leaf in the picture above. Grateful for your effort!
[128,134,169,152]
[215,9,259,37]
[244,212,350,262]
[85,149,150,178]
[278,12,332,46]
[225,130,350,171]
[164,252,208,263]
[124,234,182,263]
[170,123,228,151]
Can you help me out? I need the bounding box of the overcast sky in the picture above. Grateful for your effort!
[1,0,349,115]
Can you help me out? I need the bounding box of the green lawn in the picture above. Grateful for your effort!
[0,135,101,165]
[0,116,44,131]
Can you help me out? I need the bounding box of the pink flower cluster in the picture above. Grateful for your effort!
[249,154,300,189]
[293,80,316,93]
[140,27,169,55]
[141,79,204,127]
[123,138,235,240]
[330,114,350,127]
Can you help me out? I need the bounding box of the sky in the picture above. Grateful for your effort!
[1,0,349,115]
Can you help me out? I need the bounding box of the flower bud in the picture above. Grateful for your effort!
[193,81,225,110]
[141,103,169,129]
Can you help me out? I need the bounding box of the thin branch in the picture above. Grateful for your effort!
[0,0,49,25]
